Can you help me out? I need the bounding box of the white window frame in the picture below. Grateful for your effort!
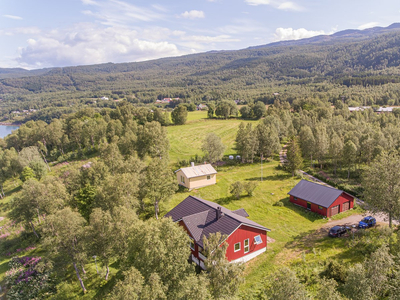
[254,235,263,245]
[189,237,195,251]
[181,176,185,184]
[244,239,249,253]
[234,242,241,252]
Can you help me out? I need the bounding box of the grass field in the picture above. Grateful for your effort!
[168,112,258,162]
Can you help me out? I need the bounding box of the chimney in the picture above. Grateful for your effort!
[216,207,222,220]
[191,162,195,167]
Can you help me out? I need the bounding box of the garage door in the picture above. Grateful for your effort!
[342,202,350,211]
[331,205,340,216]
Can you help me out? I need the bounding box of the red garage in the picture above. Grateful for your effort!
[288,180,354,218]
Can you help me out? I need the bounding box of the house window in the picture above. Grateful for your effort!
[181,176,185,184]
[207,175,211,180]
[189,238,195,251]
[244,239,249,253]
[254,235,262,245]
[234,242,241,252]
[294,197,298,201]
[318,206,323,210]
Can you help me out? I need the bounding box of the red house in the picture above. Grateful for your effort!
[165,196,270,269]
[288,180,355,217]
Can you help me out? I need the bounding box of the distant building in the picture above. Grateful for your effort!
[101,96,109,100]
[197,104,208,110]
[376,107,395,113]
[348,106,370,112]
[175,163,217,190]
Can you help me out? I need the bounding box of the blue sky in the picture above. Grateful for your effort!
[1,0,399,69]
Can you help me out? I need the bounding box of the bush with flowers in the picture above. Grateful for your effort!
[5,256,56,300]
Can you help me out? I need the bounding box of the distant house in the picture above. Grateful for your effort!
[288,180,355,217]
[197,104,208,110]
[165,196,270,269]
[348,106,370,112]
[101,96,109,100]
[376,107,395,113]
[175,163,217,190]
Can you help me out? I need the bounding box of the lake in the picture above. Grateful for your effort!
[0,125,19,138]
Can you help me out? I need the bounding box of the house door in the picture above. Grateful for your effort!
[331,205,340,216]
[307,202,311,210]
[342,202,350,211]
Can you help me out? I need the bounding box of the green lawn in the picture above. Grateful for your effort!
[168,114,258,162]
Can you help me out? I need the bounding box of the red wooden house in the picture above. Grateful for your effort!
[165,196,270,269]
[288,179,354,217]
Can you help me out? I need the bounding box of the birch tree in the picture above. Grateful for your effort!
[362,151,400,227]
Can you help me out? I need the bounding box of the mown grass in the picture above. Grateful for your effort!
[168,113,258,162]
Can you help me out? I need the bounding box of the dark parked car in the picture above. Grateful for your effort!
[329,225,350,237]
[358,216,376,229]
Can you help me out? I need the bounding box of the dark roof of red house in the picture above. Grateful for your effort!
[288,179,354,208]
[165,196,269,248]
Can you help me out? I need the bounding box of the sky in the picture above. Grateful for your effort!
[1,0,399,69]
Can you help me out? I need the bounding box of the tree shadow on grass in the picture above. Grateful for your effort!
[245,174,292,182]
[214,196,235,206]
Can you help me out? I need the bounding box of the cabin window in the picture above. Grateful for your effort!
[181,176,185,183]
[318,206,323,210]
[189,238,195,251]
[244,239,249,253]
[254,235,262,245]
[234,242,241,252]
[207,175,211,180]
[294,197,298,201]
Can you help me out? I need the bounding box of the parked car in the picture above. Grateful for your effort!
[358,216,376,229]
[329,225,351,237]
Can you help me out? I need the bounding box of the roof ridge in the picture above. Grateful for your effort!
[189,196,269,231]
[300,179,343,192]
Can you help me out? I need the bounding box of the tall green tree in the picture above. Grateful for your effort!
[142,158,177,219]
[171,104,188,125]
[202,133,226,163]
[261,267,309,300]
[314,123,329,169]
[203,232,244,299]
[285,136,303,176]
[362,151,400,228]
[342,140,357,179]
[256,123,281,160]
[329,132,343,175]
[86,208,115,280]
[43,207,88,293]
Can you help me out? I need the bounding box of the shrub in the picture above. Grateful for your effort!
[320,260,348,283]
[244,181,258,196]
[230,182,243,199]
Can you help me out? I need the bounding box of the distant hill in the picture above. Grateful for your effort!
[1,23,400,96]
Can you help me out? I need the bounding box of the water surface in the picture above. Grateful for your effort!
[0,125,19,138]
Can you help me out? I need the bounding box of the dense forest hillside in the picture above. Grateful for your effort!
[2,23,400,122]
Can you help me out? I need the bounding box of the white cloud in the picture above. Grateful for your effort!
[81,0,98,5]
[0,27,41,36]
[3,14,23,20]
[245,0,270,5]
[358,22,379,30]
[245,0,303,11]
[274,27,325,41]
[277,2,303,11]
[15,23,182,68]
[180,10,205,19]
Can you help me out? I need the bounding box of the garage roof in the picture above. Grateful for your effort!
[288,179,353,208]
[175,164,217,179]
